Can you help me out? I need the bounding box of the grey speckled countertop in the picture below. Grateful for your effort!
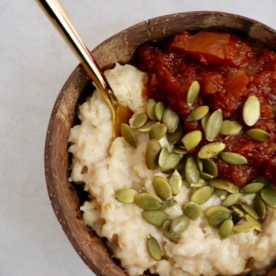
[1,0,276,275]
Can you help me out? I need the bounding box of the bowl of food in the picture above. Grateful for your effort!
[45,11,276,276]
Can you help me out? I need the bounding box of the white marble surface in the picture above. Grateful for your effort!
[1,0,276,275]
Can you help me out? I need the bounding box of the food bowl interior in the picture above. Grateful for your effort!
[45,11,276,276]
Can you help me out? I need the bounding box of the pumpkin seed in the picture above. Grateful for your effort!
[200,172,215,180]
[147,99,157,121]
[245,214,262,232]
[187,80,200,106]
[147,235,162,261]
[209,179,237,193]
[215,189,229,200]
[219,219,234,239]
[243,96,260,126]
[234,221,255,233]
[162,108,179,133]
[139,188,153,194]
[159,147,182,171]
[190,178,206,188]
[181,130,202,151]
[153,176,172,201]
[134,193,162,210]
[159,198,177,210]
[173,147,188,154]
[240,203,259,219]
[187,106,209,121]
[240,182,264,194]
[167,124,184,144]
[203,159,218,177]
[196,156,203,172]
[175,158,186,178]
[253,175,272,186]
[183,202,202,220]
[191,186,214,204]
[138,121,159,132]
[205,206,231,218]
[185,156,200,184]
[247,128,270,141]
[198,142,226,159]
[220,120,242,135]
[261,188,276,207]
[132,113,148,129]
[209,211,231,228]
[231,206,245,222]
[223,193,242,207]
[149,124,167,140]
[254,195,266,220]
[155,101,165,121]
[205,109,223,142]
[220,152,247,165]
[142,210,169,227]
[170,215,190,234]
[169,170,182,195]
[201,112,210,131]
[114,188,138,203]
[121,123,137,147]
[238,268,251,276]
[162,220,179,243]
[146,139,161,170]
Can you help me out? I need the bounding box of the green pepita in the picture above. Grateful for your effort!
[201,112,210,131]
[200,172,215,180]
[237,268,251,276]
[132,113,148,129]
[134,193,162,210]
[159,198,177,210]
[261,188,276,207]
[155,101,166,121]
[253,175,272,186]
[196,156,204,172]
[183,202,202,220]
[149,123,167,140]
[247,128,270,141]
[153,176,172,201]
[158,147,182,171]
[145,139,161,170]
[220,120,242,135]
[190,178,206,188]
[162,220,179,243]
[147,99,157,121]
[170,215,190,234]
[219,219,234,239]
[205,206,232,218]
[138,121,159,132]
[191,186,214,204]
[173,147,188,154]
[220,152,247,165]
[243,96,260,126]
[114,188,138,203]
[198,142,226,159]
[147,235,162,261]
[185,156,200,184]
[231,206,245,222]
[240,182,265,194]
[142,210,169,227]
[169,170,182,195]
[187,106,209,121]
[254,195,266,220]
[245,214,262,232]
[187,80,200,106]
[181,130,202,151]
[215,189,229,200]
[205,109,223,142]
[240,203,259,219]
[234,221,255,233]
[162,108,179,133]
[167,124,184,144]
[209,179,237,193]
[222,193,242,207]
[203,159,218,177]
[209,211,231,228]
[121,123,137,147]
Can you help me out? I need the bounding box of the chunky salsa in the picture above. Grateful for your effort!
[138,31,276,186]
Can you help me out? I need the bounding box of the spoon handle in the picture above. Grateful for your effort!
[35,0,118,112]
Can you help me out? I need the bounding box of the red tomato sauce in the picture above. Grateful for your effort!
[137,31,276,186]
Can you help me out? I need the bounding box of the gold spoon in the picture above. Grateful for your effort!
[35,0,132,139]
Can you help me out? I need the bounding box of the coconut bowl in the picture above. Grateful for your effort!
[45,11,276,276]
